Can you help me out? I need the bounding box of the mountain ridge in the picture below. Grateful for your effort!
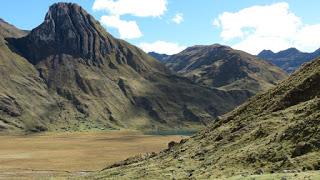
[258,47,320,73]
[0,18,28,38]
[160,44,287,94]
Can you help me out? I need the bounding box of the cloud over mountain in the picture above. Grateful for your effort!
[139,41,186,55]
[93,0,167,39]
[214,2,320,54]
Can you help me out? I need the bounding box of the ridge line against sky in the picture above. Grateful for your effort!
[1,0,320,55]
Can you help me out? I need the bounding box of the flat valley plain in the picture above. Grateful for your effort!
[0,131,185,179]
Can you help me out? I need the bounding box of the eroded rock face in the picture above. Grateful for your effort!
[13,3,114,65]
[0,95,22,117]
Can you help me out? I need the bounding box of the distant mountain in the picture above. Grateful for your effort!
[0,3,252,132]
[148,52,170,62]
[258,48,320,73]
[94,51,320,180]
[162,44,287,94]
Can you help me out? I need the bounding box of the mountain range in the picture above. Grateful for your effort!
[258,48,320,73]
[0,3,259,132]
[1,2,319,179]
[92,51,320,179]
[150,44,287,94]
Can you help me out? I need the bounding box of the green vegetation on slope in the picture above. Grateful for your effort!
[0,22,59,132]
[93,58,320,179]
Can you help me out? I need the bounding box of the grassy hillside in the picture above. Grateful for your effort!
[0,22,60,132]
[92,58,320,179]
[0,18,27,38]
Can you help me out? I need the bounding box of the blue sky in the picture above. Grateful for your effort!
[1,0,320,55]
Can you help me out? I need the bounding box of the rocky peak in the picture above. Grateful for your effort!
[12,2,115,65]
[258,50,274,58]
[277,48,301,57]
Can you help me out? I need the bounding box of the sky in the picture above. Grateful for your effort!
[1,0,320,55]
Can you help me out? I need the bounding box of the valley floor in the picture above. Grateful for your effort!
[0,131,185,179]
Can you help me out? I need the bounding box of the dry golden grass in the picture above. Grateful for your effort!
[0,131,185,179]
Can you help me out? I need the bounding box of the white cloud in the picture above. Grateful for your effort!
[93,0,167,17]
[139,41,186,55]
[294,24,320,51]
[213,2,320,54]
[172,13,184,24]
[93,0,167,39]
[100,15,142,39]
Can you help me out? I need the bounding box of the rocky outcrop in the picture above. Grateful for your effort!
[11,3,114,65]
[0,95,22,117]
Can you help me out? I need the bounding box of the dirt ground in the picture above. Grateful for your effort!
[0,131,185,179]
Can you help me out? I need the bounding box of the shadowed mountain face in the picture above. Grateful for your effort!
[94,56,320,179]
[258,48,320,73]
[162,44,287,94]
[0,3,253,132]
[148,52,170,62]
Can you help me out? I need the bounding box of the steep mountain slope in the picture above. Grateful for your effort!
[0,19,58,132]
[163,44,287,94]
[148,52,170,62]
[94,57,320,179]
[258,48,320,73]
[0,3,252,132]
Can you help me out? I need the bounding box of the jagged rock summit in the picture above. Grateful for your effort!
[18,3,113,65]
[13,3,157,70]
